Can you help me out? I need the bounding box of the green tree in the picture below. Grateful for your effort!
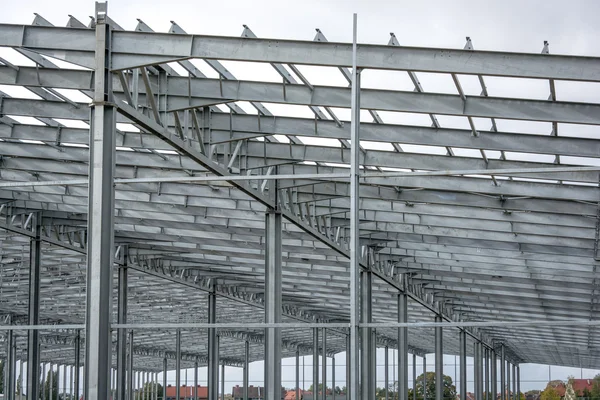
[307,384,328,394]
[591,374,600,400]
[41,369,58,400]
[136,382,163,400]
[540,386,561,400]
[565,377,578,400]
[413,372,457,400]
[583,388,592,400]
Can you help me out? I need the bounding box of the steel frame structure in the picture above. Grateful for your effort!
[0,2,599,400]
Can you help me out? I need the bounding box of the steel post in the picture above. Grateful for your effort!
[507,362,511,400]
[423,356,427,400]
[385,347,389,400]
[474,341,480,400]
[398,294,408,400]
[195,361,199,400]
[459,331,467,400]
[322,328,327,400]
[243,341,249,400]
[313,328,319,396]
[42,363,47,400]
[491,351,497,400]
[346,336,351,400]
[75,331,81,400]
[516,365,520,400]
[128,331,134,400]
[70,366,74,400]
[176,329,181,400]
[6,322,14,400]
[63,365,67,400]
[265,210,282,400]
[512,364,516,400]
[413,353,417,400]
[296,350,300,400]
[85,4,117,400]
[208,287,218,400]
[361,269,374,400]
[163,358,167,400]
[27,212,41,400]
[117,258,128,400]
[221,363,225,400]
[348,13,360,400]
[49,364,54,400]
[500,346,505,400]
[485,348,490,400]
[332,356,336,400]
[435,316,443,400]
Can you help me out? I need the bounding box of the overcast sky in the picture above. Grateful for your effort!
[3,0,600,394]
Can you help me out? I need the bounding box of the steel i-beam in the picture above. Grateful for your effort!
[194,361,199,400]
[491,351,497,400]
[423,355,427,400]
[322,328,327,400]
[413,353,417,400]
[75,331,81,400]
[361,268,374,400]
[500,346,506,400]
[512,364,516,400]
[163,358,167,400]
[27,212,41,400]
[128,331,134,400]
[265,210,282,400]
[296,349,300,400]
[460,330,467,400]
[435,316,443,400]
[485,348,490,400]
[176,329,181,400]
[244,341,249,400]
[474,341,481,400]
[117,255,128,400]
[208,287,218,400]
[313,328,319,396]
[398,294,408,400]
[348,14,360,400]
[84,4,116,400]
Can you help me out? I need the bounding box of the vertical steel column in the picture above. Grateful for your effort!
[42,362,47,400]
[346,336,351,400]
[6,321,14,400]
[296,349,300,400]
[516,365,520,400]
[485,348,490,400]
[63,365,67,400]
[423,356,427,400]
[49,364,54,400]
[176,329,181,400]
[220,363,225,400]
[385,347,389,400]
[162,358,167,400]
[117,257,128,400]
[74,331,81,400]
[435,316,443,400]
[313,328,319,396]
[208,287,218,400]
[332,356,336,400]
[348,13,361,400]
[322,329,327,400]
[265,210,282,400]
[85,4,116,400]
[27,212,41,400]
[413,353,417,400]
[474,342,480,400]
[361,269,374,400]
[459,331,466,400]
[500,346,505,400]
[398,294,408,400]
[512,364,516,400]
[506,362,511,400]
[195,361,199,400]
[243,341,249,400]
[491,351,497,400]
[128,331,134,400]
[20,358,24,400]
[70,365,74,400]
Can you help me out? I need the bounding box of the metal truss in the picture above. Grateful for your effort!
[0,3,599,400]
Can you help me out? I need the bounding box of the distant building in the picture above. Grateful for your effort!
[232,386,286,400]
[548,379,594,398]
[165,385,209,400]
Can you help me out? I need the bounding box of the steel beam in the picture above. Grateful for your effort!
[27,212,41,400]
[84,5,116,400]
[423,356,427,400]
[221,363,225,400]
[413,353,417,400]
[348,14,360,400]
[162,358,167,400]
[435,316,443,400]
[500,346,506,400]
[296,349,300,400]
[361,269,374,400]
[313,328,319,396]
[516,365,520,400]
[512,364,516,400]
[507,362,511,400]
[491,351,497,400]
[385,347,389,400]
[485,348,490,400]
[128,331,134,400]
[176,329,181,400]
[117,254,128,400]
[398,293,408,400]
[208,287,218,400]
[265,210,282,400]
[459,331,467,400]
[322,328,327,400]
[6,318,14,400]
[244,341,249,400]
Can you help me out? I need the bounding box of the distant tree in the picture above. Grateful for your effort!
[414,372,457,400]
[591,374,600,400]
[565,378,578,400]
[583,388,592,400]
[307,384,328,394]
[41,369,58,400]
[136,382,163,400]
[340,386,347,395]
[540,386,561,400]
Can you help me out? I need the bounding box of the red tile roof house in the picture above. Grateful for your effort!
[552,379,594,398]
[165,385,209,400]
[232,386,286,400]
